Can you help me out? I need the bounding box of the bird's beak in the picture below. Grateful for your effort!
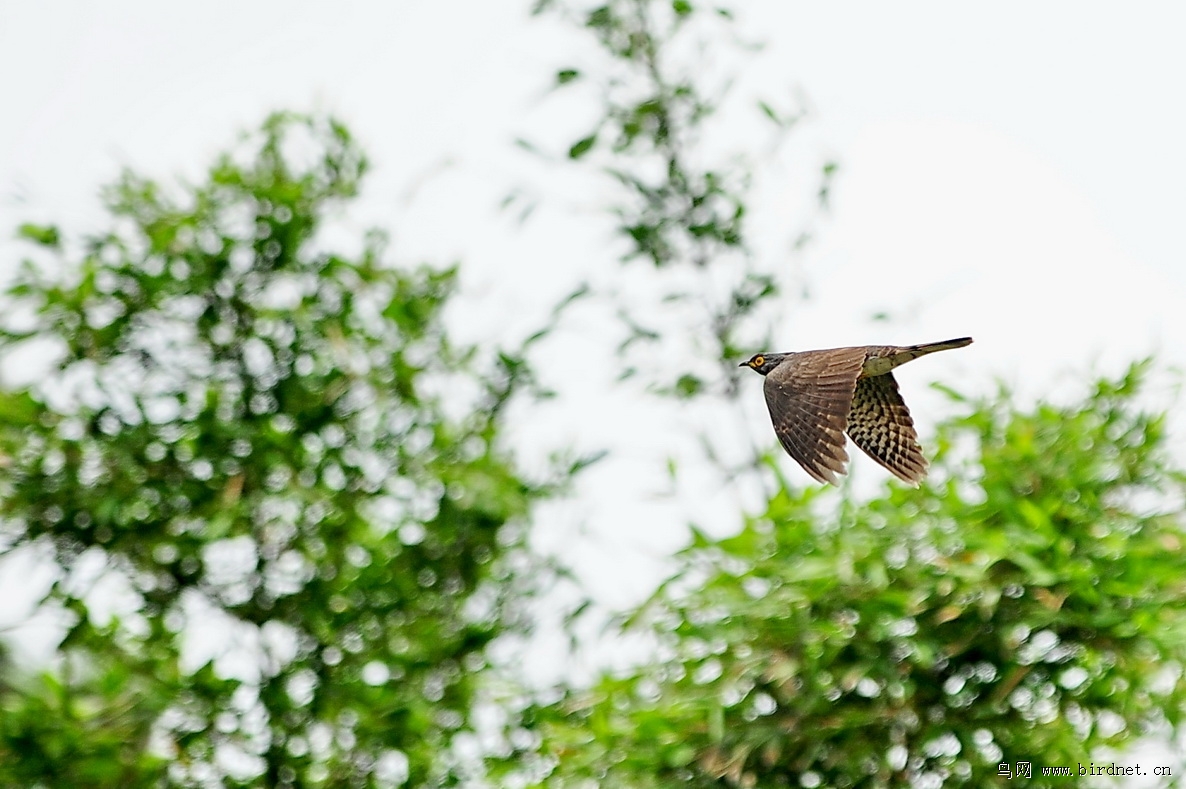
[738,361,748,367]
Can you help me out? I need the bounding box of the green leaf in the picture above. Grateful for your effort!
[568,133,598,159]
[1016,498,1051,531]
[17,223,60,248]
[673,374,702,398]
[0,390,39,422]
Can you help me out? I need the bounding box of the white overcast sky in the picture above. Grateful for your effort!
[3,1,1183,391]
[3,2,1186,700]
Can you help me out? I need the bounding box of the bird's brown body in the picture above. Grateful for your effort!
[741,337,972,485]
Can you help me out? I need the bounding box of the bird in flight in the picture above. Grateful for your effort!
[740,337,973,485]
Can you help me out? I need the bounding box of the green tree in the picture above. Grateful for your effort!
[517,2,1186,787]
[0,114,553,788]
[527,0,824,402]
[529,365,1186,786]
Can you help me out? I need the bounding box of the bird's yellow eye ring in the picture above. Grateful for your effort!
[752,355,765,367]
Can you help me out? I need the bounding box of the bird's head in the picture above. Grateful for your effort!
[739,352,787,376]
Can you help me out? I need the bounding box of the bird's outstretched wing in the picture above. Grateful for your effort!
[845,372,927,486]
[763,347,866,484]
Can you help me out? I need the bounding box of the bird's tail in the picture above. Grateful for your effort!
[871,337,973,375]
[908,337,974,356]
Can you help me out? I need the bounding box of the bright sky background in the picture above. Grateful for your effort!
[3,6,1186,758]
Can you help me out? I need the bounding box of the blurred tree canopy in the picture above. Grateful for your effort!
[526,365,1186,787]
[519,2,1186,787]
[0,114,552,788]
